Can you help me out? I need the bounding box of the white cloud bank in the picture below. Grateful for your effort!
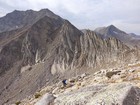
[0,0,140,34]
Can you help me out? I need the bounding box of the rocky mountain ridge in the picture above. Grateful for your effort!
[0,9,140,105]
[0,9,63,33]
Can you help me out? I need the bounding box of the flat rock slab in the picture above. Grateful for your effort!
[54,83,140,105]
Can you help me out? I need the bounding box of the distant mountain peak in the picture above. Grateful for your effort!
[105,25,127,36]
[107,25,119,32]
[94,24,122,36]
[107,24,116,28]
[94,24,140,47]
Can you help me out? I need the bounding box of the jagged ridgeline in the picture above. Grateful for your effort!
[0,9,140,104]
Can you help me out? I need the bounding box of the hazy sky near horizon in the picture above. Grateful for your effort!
[0,0,140,34]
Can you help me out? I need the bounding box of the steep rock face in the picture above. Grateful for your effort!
[0,31,26,75]
[51,29,140,77]
[21,16,63,66]
[0,16,64,104]
[50,20,82,75]
[0,15,63,75]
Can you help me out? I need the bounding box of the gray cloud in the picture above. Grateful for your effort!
[0,0,140,34]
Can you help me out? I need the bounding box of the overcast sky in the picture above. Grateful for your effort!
[0,0,140,34]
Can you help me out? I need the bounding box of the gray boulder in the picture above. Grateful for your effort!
[54,83,140,105]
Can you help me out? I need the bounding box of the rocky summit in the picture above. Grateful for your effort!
[0,9,140,105]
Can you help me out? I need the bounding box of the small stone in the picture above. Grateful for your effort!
[106,71,121,78]
[128,69,135,73]
[69,78,76,83]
